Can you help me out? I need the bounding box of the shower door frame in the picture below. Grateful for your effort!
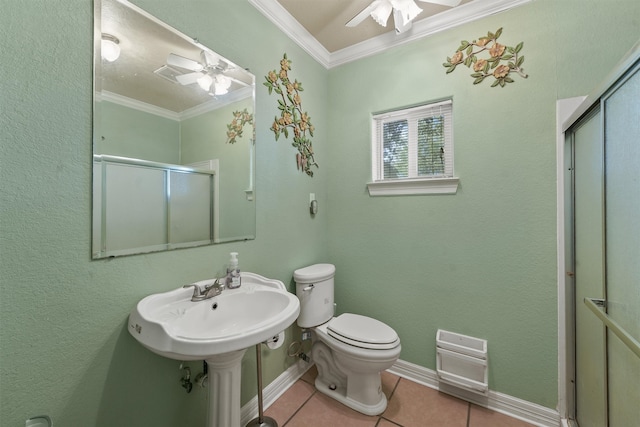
[557,42,640,427]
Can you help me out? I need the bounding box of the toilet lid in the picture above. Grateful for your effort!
[327,313,399,350]
[293,263,335,283]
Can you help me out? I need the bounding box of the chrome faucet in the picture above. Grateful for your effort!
[183,278,225,302]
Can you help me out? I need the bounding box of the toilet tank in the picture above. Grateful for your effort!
[294,263,335,328]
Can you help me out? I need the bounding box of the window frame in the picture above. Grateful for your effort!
[368,99,459,196]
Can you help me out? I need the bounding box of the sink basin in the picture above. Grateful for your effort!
[129,272,300,427]
[128,272,300,360]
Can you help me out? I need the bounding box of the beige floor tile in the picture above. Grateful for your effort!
[286,392,379,427]
[264,379,315,425]
[382,379,469,427]
[381,371,400,398]
[269,365,535,427]
[468,404,536,427]
[300,364,318,385]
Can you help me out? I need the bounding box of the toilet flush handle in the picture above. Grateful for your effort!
[303,284,314,292]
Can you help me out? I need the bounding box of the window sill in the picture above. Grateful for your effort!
[367,177,459,196]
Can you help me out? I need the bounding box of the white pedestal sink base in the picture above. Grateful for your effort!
[206,349,247,427]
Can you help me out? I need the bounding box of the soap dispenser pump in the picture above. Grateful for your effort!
[226,252,241,289]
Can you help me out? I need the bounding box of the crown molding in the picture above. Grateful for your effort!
[250,0,532,69]
[180,86,255,120]
[249,0,332,67]
[99,91,181,120]
[99,87,254,121]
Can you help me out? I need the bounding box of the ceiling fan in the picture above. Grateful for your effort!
[167,50,235,95]
[346,0,462,34]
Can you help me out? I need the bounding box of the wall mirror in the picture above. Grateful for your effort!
[93,0,256,259]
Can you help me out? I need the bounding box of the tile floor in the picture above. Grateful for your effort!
[264,366,536,427]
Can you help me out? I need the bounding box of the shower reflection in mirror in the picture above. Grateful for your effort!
[93,0,256,258]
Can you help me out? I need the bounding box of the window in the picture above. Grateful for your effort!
[368,99,459,195]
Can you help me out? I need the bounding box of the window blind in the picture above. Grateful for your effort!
[373,100,453,181]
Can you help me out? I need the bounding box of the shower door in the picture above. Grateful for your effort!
[600,60,640,427]
[569,58,640,426]
[572,104,607,427]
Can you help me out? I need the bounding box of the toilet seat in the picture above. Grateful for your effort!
[327,313,399,350]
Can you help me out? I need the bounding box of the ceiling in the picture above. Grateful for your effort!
[98,0,254,115]
[277,0,475,53]
[96,0,531,112]
[250,0,532,68]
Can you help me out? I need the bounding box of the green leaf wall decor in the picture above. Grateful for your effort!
[443,28,528,88]
[264,53,318,177]
[225,108,254,144]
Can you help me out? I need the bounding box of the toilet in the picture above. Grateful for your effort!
[294,263,401,416]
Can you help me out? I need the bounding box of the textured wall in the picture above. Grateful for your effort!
[181,97,255,239]
[97,101,181,163]
[2,0,639,425]
[0,0,328,425]
[325,0,639,409]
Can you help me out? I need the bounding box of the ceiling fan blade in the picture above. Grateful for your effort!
[346,0,382,27]
[416,0,462,7]
[167,53,204,72]
[175,72,203,85]
[201,50,218,68]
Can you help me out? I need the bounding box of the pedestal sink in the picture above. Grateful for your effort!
[128,272,300,427]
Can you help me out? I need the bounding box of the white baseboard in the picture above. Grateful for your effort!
[240,359,312,425]
[242,358,561,427]
[388,359,561,427]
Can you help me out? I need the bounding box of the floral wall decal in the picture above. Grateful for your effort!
[264,53,318,177]
[225,108,254,144]
[443,28,528,88]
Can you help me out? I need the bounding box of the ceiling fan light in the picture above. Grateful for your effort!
[370,0,393,27]
[402,1,423,24]
[214,86,229,96]
[101,34,121,62]
[392,0,422,25]
[214,75,231,95]
[197,74,213,91]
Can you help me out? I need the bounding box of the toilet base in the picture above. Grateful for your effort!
[314,376,388,416]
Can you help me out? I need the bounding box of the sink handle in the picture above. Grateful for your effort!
[183,283,203,300]
[204,278,225,298]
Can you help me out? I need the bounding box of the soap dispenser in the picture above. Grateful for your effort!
[226,252,241,289]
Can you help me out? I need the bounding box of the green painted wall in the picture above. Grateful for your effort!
[96,101,181,163]
[1,0,327,425]
[181,98,255,240]
[1,0,639,426]
[180,98,254,165]
[325,0,639,409]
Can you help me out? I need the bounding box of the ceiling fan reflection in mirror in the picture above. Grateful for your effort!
[166,50,236,95]
[346,0,462,34]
